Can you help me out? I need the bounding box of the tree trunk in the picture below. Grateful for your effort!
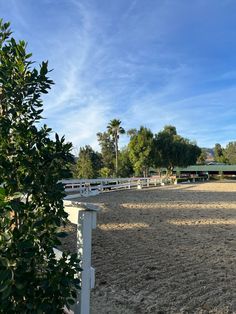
[115,136,118,177]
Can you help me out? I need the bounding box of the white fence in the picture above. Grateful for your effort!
[55,201,100,314]
[54,177,171,312]
[55,175,206,313]
[62,177,171,198]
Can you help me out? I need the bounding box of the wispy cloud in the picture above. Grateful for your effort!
[41,0,119,149]
[124,83,236,146]
[54,102,111,152]
[2,0,236,151]
[43,0,236,149]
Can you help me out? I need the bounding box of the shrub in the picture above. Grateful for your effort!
[0,20,81,313]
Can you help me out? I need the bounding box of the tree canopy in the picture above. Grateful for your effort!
[76,145,102,179]
[75,123,203,178]
[224,142,236,164]
[155,125,201,173]
[214,143,226,163]
[118,147,134,177]
[97,131,115,173]
[197,149,208,164]
[128,126,155,177]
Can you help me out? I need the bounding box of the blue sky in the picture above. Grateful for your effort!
[1,0,236,152]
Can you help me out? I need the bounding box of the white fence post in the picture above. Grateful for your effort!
[63,201,100,314]
[137,179,142,189]
[77,211,92,314]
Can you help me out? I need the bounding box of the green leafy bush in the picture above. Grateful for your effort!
[0,20,81,313]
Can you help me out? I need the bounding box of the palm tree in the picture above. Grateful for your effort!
[107,119,125,176]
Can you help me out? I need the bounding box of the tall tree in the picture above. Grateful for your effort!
[118,147,134,177]
[197,149,208,164]
[76,145,102,178]
[214,143,226,163]
[107,119,125,176]
[128,126,155,177]
[97,131,115,174]
[155,125,201,174]
[0,20,80,312]
[224,142,236,164]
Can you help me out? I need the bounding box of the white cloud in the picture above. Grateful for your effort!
[54,102,111,151]
[123,84,236,147]
[6,0,236,151]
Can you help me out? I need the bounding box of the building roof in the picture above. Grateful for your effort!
[175,165,236,172]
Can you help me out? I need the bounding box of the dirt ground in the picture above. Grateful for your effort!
[61,181,236,314]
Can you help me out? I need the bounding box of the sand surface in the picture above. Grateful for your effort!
[61,181,236,314]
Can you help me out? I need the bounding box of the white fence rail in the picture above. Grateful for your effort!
[62,177,171,198]
[54,175,206,313]
[54,177,171,312]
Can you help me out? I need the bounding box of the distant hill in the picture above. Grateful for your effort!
[201,147,214,161]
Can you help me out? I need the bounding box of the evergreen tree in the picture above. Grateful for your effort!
[118,147,134,177]
[128,126,154,177]
[224,142,236,164]
[97,131,115,175]
[155,125,201,174]
[76,145,102,178]
[197,149,208,164]
[214,143,226,163]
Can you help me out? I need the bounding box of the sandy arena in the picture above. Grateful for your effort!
[62,181,236,314]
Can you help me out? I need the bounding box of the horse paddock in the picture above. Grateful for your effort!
[62,181,236,313]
